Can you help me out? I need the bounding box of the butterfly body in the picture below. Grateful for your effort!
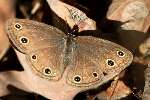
[5,18,133,88]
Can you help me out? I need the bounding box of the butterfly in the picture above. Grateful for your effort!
[5,18,133,88]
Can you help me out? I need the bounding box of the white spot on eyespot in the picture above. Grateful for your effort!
[117,50,125,57]
[19,36,29,44]
[14,23,22,30]
[31,55,37,61]
[106,59,116,67]
[73,75,81,83]
[43,67,51,76]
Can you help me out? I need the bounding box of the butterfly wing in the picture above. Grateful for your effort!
[5,18,67,54]
[26,46,65,80]
[66,36,133,87]
[5,18,67,80]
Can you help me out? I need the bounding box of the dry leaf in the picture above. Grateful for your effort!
[97,80,131,100]
[0,0,15,60]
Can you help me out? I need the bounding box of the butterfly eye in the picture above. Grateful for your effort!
[117,51,125,57]
[92,72,98,78]
[74,75,81,83]
[106,59,115,67]
[20,36,29,44]
[14,23,22,30]
[43,67,51,75]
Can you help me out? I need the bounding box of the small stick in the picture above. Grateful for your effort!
[108,76,119,100]
[142,64,150,100]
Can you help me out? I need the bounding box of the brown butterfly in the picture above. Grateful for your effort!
[5,18,133,88]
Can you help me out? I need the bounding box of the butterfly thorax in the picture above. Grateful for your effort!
[63,25,79,66]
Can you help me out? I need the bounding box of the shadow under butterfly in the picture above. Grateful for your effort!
[5,18,133,89]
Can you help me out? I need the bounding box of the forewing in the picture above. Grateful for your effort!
[5,18,67,54]
[5,18,67,80]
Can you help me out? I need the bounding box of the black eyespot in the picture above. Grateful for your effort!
[44,68,51,75]
[32,55,36,59]
[107,59,115,67]
[117,51,125,57]
[93,72,98,77]
[74,76,81,82]
[103,72,108,76]
[20,37,28,43]
[14,23,22,29]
